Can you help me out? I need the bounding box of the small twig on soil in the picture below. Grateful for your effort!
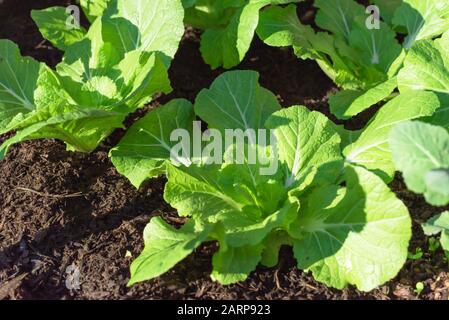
[15,187,84,199]
[0,215,5,230]
[35,40,48,49]
[303,282,319,291]
[274,269,285,292]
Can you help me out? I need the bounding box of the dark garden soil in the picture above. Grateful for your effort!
[0,0,448,300]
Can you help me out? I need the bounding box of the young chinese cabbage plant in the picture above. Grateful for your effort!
[256,0,449,120]
[112,70,411,291]
[183,0,302,69]
[77,0,302,69]
[342,29,449,184]
[0,0,184,159]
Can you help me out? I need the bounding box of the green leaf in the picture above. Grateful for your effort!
[392,0,449,49]
[211,241,263,285]
[398,35,449,94]
[80,0,110,22]
[256,4,334,65]
[219,198,298,247]
[422,211,449,251]
[199,0,301,69]
[330,78,397,120]
[257,4,301,46]
[441,232,449,252]
[390,121,449,206]
[31,7,87,51]
[425,169,449,205]
[257,4,313,48]
[347,18,402,75]
[128,217,211,285]
[184,0,244,30]
[292,165,411,291]
[55,18,173,103]
[102,0,185,58]
[422,211,449,236]
[0,40,42,134]
[195,70,281,133]
[332,124,362,150]
[397,33,449,128]
[372,0,402,24]
[315,0,365,40]
[55,33,117,82]
[111,99,195,188]
[115,51,173,109]
[344,91,439,181]
[265,106,343,190]
[182,0,198,9]
[200,1,267,69]
[260,231,292,267]
[164,163,244,222]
